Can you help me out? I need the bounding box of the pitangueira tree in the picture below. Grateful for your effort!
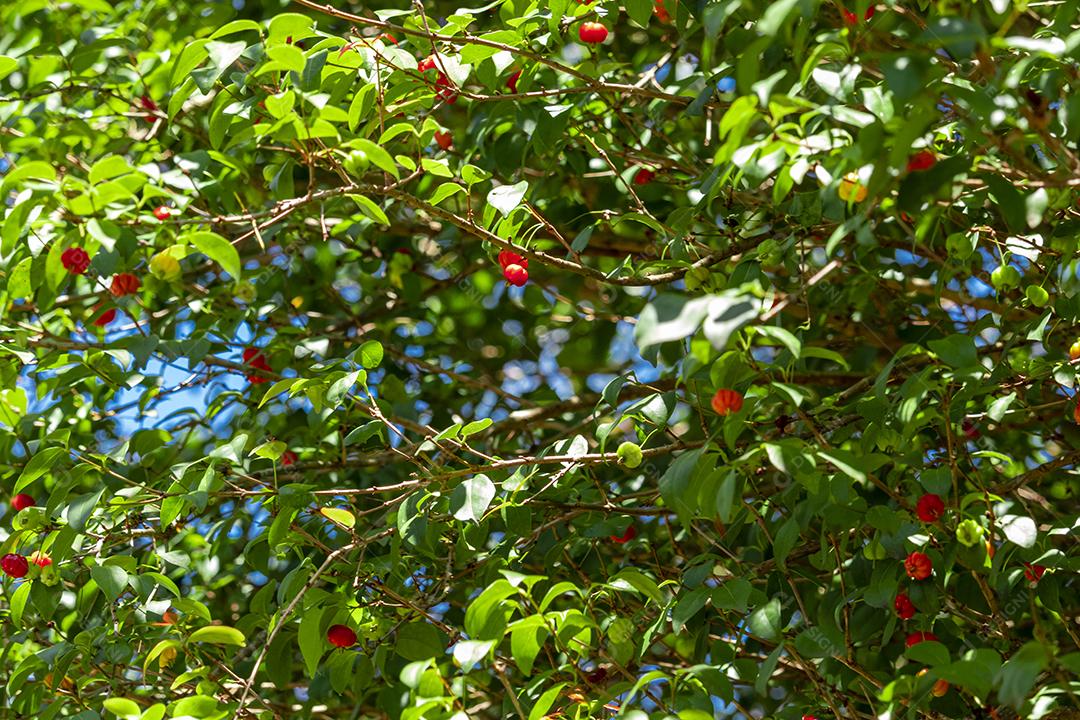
[0,0,1077,719]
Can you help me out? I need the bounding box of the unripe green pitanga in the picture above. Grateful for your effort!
[39,563,60,586]
[956,518,984,547]
[990,264,1021,290]
[945,233,975,260]
[11,506,46,532]
[234,281,257,303]
[149,252,182,282]
[616,441,643,468]
[757,238,782,266]
[1025,285,1049,307]
[344,150,370,175]
[862,537,887,560]
[684,266,711,291]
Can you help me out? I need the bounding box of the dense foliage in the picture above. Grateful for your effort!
[1,0,1078,719]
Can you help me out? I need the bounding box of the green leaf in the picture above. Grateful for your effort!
[396,621,444,661]
[7,257,32,300]
[919,17,986,57]
[928,334,977,368]
[259,378,300,408]
[190,40,246,93]
[527,682,567,720]
[348,194,389,225]
[755,325,800,358]
[15,447,66,493]
[318,506,356,530]
[999,514,1037,548]
[67,488,106,532]
[171,695,219,717]
[747,597,782,642]
[429,182,466,206]
[327,370,360,407]
[298,607,326,677]
[636,294,756,352]
[209,19,262,39]
[452,639,494,671]
[906,640,950,666]
[510,618,548,676]
[0,56,17,82]
[461,418,492,437]
[9,582,31,627]
[348,84,376,131]
[711,579,752,612]
[188,231,241,280]
[90,565,130,600]
[610,568,664,605]
[995,642,1047,709]
[756,0,799,36]
[169,39,210,86]
[672,588,709,634]
[349,138,399,179]
[359,340,384,368]
[487,181,528,217]
[267,44,305,73]
[144,639,182,676]
[626,0,653,27]
[755,643,784,696]
[344,421,384,446]
[772,517,800,568]
[102,698,141,719]
[188,625,246,646]
[451,474,496,523]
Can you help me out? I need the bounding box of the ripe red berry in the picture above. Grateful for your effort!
[894,592,916,620]
[153,205,171,221]
[907,150,936,172]
[1023,562,1046,583]
[578,22,609,44]
[905,630,938,648]
[633,167,656,185]
[904,551,933,580]
[610,525,637,544]
[29,551,51,568]
[506,69,521,93]
[327,624,357,648]
[434,130,453,150]
[962,420,980,439]
[498,250,528,269]
[281,451,298,467]
[11,494,34,512]
[710,388,743,416]
[417,55,458,103]
[110,273,141,297]
[915,493,945,523]
[802,716,819,720]
[61,247,92,275]
[93,308,118,327]
[243,347,273,384]
[138,94,159,122]
[503,263,529,287]
[842,5,875,24]
[1,553,28,579]
[653,0,670,22]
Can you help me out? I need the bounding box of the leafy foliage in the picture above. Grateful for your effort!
[0,0,1078,719]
